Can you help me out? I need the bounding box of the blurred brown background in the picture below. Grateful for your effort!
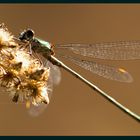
[0,4,140,136]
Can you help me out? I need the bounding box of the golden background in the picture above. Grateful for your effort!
[0,4,140,135]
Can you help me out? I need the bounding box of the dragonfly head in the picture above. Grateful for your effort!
[19,29,35,41]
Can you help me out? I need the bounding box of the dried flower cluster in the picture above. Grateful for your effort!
[0,24,50,106]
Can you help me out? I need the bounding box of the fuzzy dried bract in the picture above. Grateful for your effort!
[0,23,50,106]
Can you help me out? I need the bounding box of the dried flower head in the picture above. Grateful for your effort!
[0,23,51,106]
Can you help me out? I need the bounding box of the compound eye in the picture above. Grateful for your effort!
[19,29,35,41]
[26,29,34,40]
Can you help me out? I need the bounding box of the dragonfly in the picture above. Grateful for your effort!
[14,29,140,121]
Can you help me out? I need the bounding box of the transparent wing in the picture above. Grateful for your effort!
[55,40,140,60]
[59,55,133,83]
[45,61,61,86]
[27,104,49,117]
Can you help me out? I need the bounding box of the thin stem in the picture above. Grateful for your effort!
[50,55,140,122]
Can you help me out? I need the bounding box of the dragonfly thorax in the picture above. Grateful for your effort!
[31,38,54,58]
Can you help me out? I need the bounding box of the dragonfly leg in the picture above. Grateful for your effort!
[19,41,30,50]
[28,44,33,55]
[31,50,44,67]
